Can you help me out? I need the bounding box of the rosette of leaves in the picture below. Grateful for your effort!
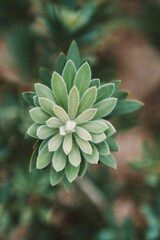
[23,41,143,190]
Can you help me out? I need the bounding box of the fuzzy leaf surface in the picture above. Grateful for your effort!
[75,108,97,124]
[51,72,68,110]
[36,142,52,169]
[78,87,97,114]
[74,62,91,96]
[62,60,77,92]
[52,149,67,172]
[94,98,117,119]
[34,83,55,102]
[68,86,79,120]
[29,107,49,124]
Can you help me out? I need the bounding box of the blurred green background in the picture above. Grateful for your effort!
[1,0,160,239]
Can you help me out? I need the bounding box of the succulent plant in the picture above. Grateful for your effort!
[22,41,143,190]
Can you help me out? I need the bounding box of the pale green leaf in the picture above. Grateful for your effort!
[51,72,68,110]
[68,142,81,167]
[94,98,117,119]
[67,40,80,69]
[62,60,77,92]
[36,142,52,169]
[22,91,36,106]
[39,97,55,116]
[48,133,63,152]
[74,62,91,96]
[90,78,100,87]
[80,120,108,133]
[78,87,97,114]
[96,141,110,155]
[63,134,72,155]
[65,162,80,183]
[53,105,69,123]
[37,125,57,140]
[75,108,97,124]
[78,159,88,178]
[34,83,55,102]
[100,154,117,169]
[50,168,64,186]
[68,86,79,119]
[91,132,106,143]
[106,138,119,151]
[96,83,115,103]
[52,148,67,172]
[83,144,99,164]
[74,135,92,155]
[75,126,92,141]
[46,117,63,128]
[102,120,116,137]
[29,107,49,124]
[27,123,40,138]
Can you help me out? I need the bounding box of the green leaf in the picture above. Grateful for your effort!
[80,120,108,133]
[83,145,99,164]
[29,107,49,124]
[97,141,110,155]
[94,98,117,119]
[76,126,92,141]
[90,78,100,87]
[52,148,67,172]
[68,86,79,120]
[75,108,97,124]
[34,83,55,102]
[65,162,80,183]
[36,142,52,169]
[103,120,116,137]
[46,117,63,128]
[29,142,40,172]
[116,90,129,99]
[51,72,68,110]
[39,97,55,115]
[63,134,72,155]
[55,52,66,75]
[78,159,88,177]
[53,105,69,123]
[50,168,64,186]
[22,91,36,106]
[33,95,40,107]
[75,135,92,155]
[39,67,51,88]
[62,60,77,92]
[27,123,40,138]
[111,100,144,116]
[78,87,97,114]
[100,154,117,169]
[106,138,119,151]
[74,62,91,96]
[96,83,115,103]
[91,132,106,143]
[68,142,81,167]
[67,40,81,69]
[48,133,63,152]
[37,125,56,140]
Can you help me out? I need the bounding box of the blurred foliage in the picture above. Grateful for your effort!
[0,0,160,239]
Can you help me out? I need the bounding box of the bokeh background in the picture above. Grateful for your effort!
[0,0,160,239]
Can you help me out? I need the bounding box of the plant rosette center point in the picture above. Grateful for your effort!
[60,120,76,135]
